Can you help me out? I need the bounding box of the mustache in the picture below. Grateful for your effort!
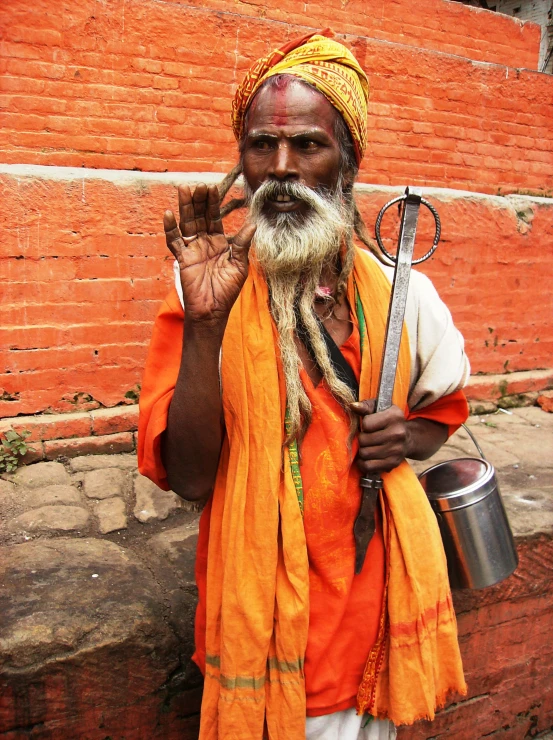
[247,180,335,220]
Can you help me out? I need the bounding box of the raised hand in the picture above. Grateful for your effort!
[164,183,256,327]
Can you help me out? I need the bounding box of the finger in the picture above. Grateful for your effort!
[350,399,376,417]
[164,210,186,258]
[358,430,400,449]
[357,441,398,461]
[178,185,197,238]
[357,457,397,475]
[193,183,209,234]
[206,184,224,235]
[231,220,257,262]
[359,406,405,434]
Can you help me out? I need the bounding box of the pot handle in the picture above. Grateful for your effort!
[461,423,486,460]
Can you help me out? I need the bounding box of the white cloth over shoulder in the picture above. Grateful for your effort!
[371,257,470,411]
[306,710,396,740]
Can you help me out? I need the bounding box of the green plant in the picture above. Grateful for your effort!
[124,384,141,403]
[0,430,31,473]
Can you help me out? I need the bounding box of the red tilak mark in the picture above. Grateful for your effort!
[270,78,292,127]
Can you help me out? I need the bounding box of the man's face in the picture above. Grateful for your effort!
[241,77,344,222]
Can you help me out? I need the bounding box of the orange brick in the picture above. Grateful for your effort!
[44,432,135,459]
[91,405,139,436]
[0,412,92,443]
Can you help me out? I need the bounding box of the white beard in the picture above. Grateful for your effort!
[243,178,357,446]
[245,179,347,280]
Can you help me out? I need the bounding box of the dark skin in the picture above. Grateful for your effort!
[162,78,447,501]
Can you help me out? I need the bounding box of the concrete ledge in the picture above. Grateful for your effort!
[466,368,553,413]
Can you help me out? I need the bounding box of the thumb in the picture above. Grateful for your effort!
[232,219,256,261]
[350,398,376,417]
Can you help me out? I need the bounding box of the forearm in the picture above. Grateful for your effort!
[404,418,449,461]
[162,318,226,500]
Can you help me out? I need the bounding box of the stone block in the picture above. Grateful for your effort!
[466,369,553,403]
[11,461,71,489]
[83,468,125,500]
[8,505,90,534]
[19,441,45,465]
[538,392,553,413]
[91,405,139,436]
[148,523,200,584]
[0,411,92,443]
[0,538,182,737]
[469,400,498,415]
[44,433,134,459]
[0,479,15,496]
[22,484,84,509]
[133,475,182,523]
[94,497,127,534]
[69,453,138,472]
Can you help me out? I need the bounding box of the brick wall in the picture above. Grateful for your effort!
[0,0,551,194]
[495,0,553,69]
[1,169,552,419]
[1,0,552,425]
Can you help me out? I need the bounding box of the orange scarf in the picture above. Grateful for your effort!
[199,248,465,738]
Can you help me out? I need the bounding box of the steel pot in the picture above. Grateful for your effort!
[418,428,518,589]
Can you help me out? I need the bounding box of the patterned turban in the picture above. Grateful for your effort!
[232,29,370,165]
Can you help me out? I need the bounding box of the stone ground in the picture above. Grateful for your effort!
[0,406,552,738]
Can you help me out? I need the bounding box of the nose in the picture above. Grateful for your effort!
[269,141,299,181]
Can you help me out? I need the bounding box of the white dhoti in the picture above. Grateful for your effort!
[306,710,396,740]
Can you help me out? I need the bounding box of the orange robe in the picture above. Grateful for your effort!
[138,286,468,718]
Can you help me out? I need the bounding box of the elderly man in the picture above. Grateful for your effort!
[139,31,469,740]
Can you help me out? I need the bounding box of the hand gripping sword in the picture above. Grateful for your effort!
[353,187,441,575]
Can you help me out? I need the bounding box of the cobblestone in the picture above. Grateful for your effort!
[83,468,126,500]
[10,461,71,489]
[22,485,84,508]
[133,474,183,523]
[68,453,138,473]
[94,497,128,534]
[9,505,90,534]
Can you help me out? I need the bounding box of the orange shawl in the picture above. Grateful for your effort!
[196,248,465,738]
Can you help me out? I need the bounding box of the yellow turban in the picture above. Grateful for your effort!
[232,29,370,165]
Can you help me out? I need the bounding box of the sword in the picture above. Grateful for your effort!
[353,187,441,575]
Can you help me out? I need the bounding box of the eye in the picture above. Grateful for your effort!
[295,137,322,152]
[249,137,275,151]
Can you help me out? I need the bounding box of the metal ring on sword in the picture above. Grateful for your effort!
[375,194,441,265]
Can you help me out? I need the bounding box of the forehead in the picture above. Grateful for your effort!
[245,76,339,136]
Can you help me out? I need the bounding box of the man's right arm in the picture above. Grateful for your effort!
[162,320,226,501]
[155,183,255,501]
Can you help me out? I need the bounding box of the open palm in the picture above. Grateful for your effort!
[164,183,256,325]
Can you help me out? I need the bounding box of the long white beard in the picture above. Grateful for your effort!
[246,179,347,278]
[244,179,357,446]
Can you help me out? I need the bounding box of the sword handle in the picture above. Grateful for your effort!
[354,476,384,575]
